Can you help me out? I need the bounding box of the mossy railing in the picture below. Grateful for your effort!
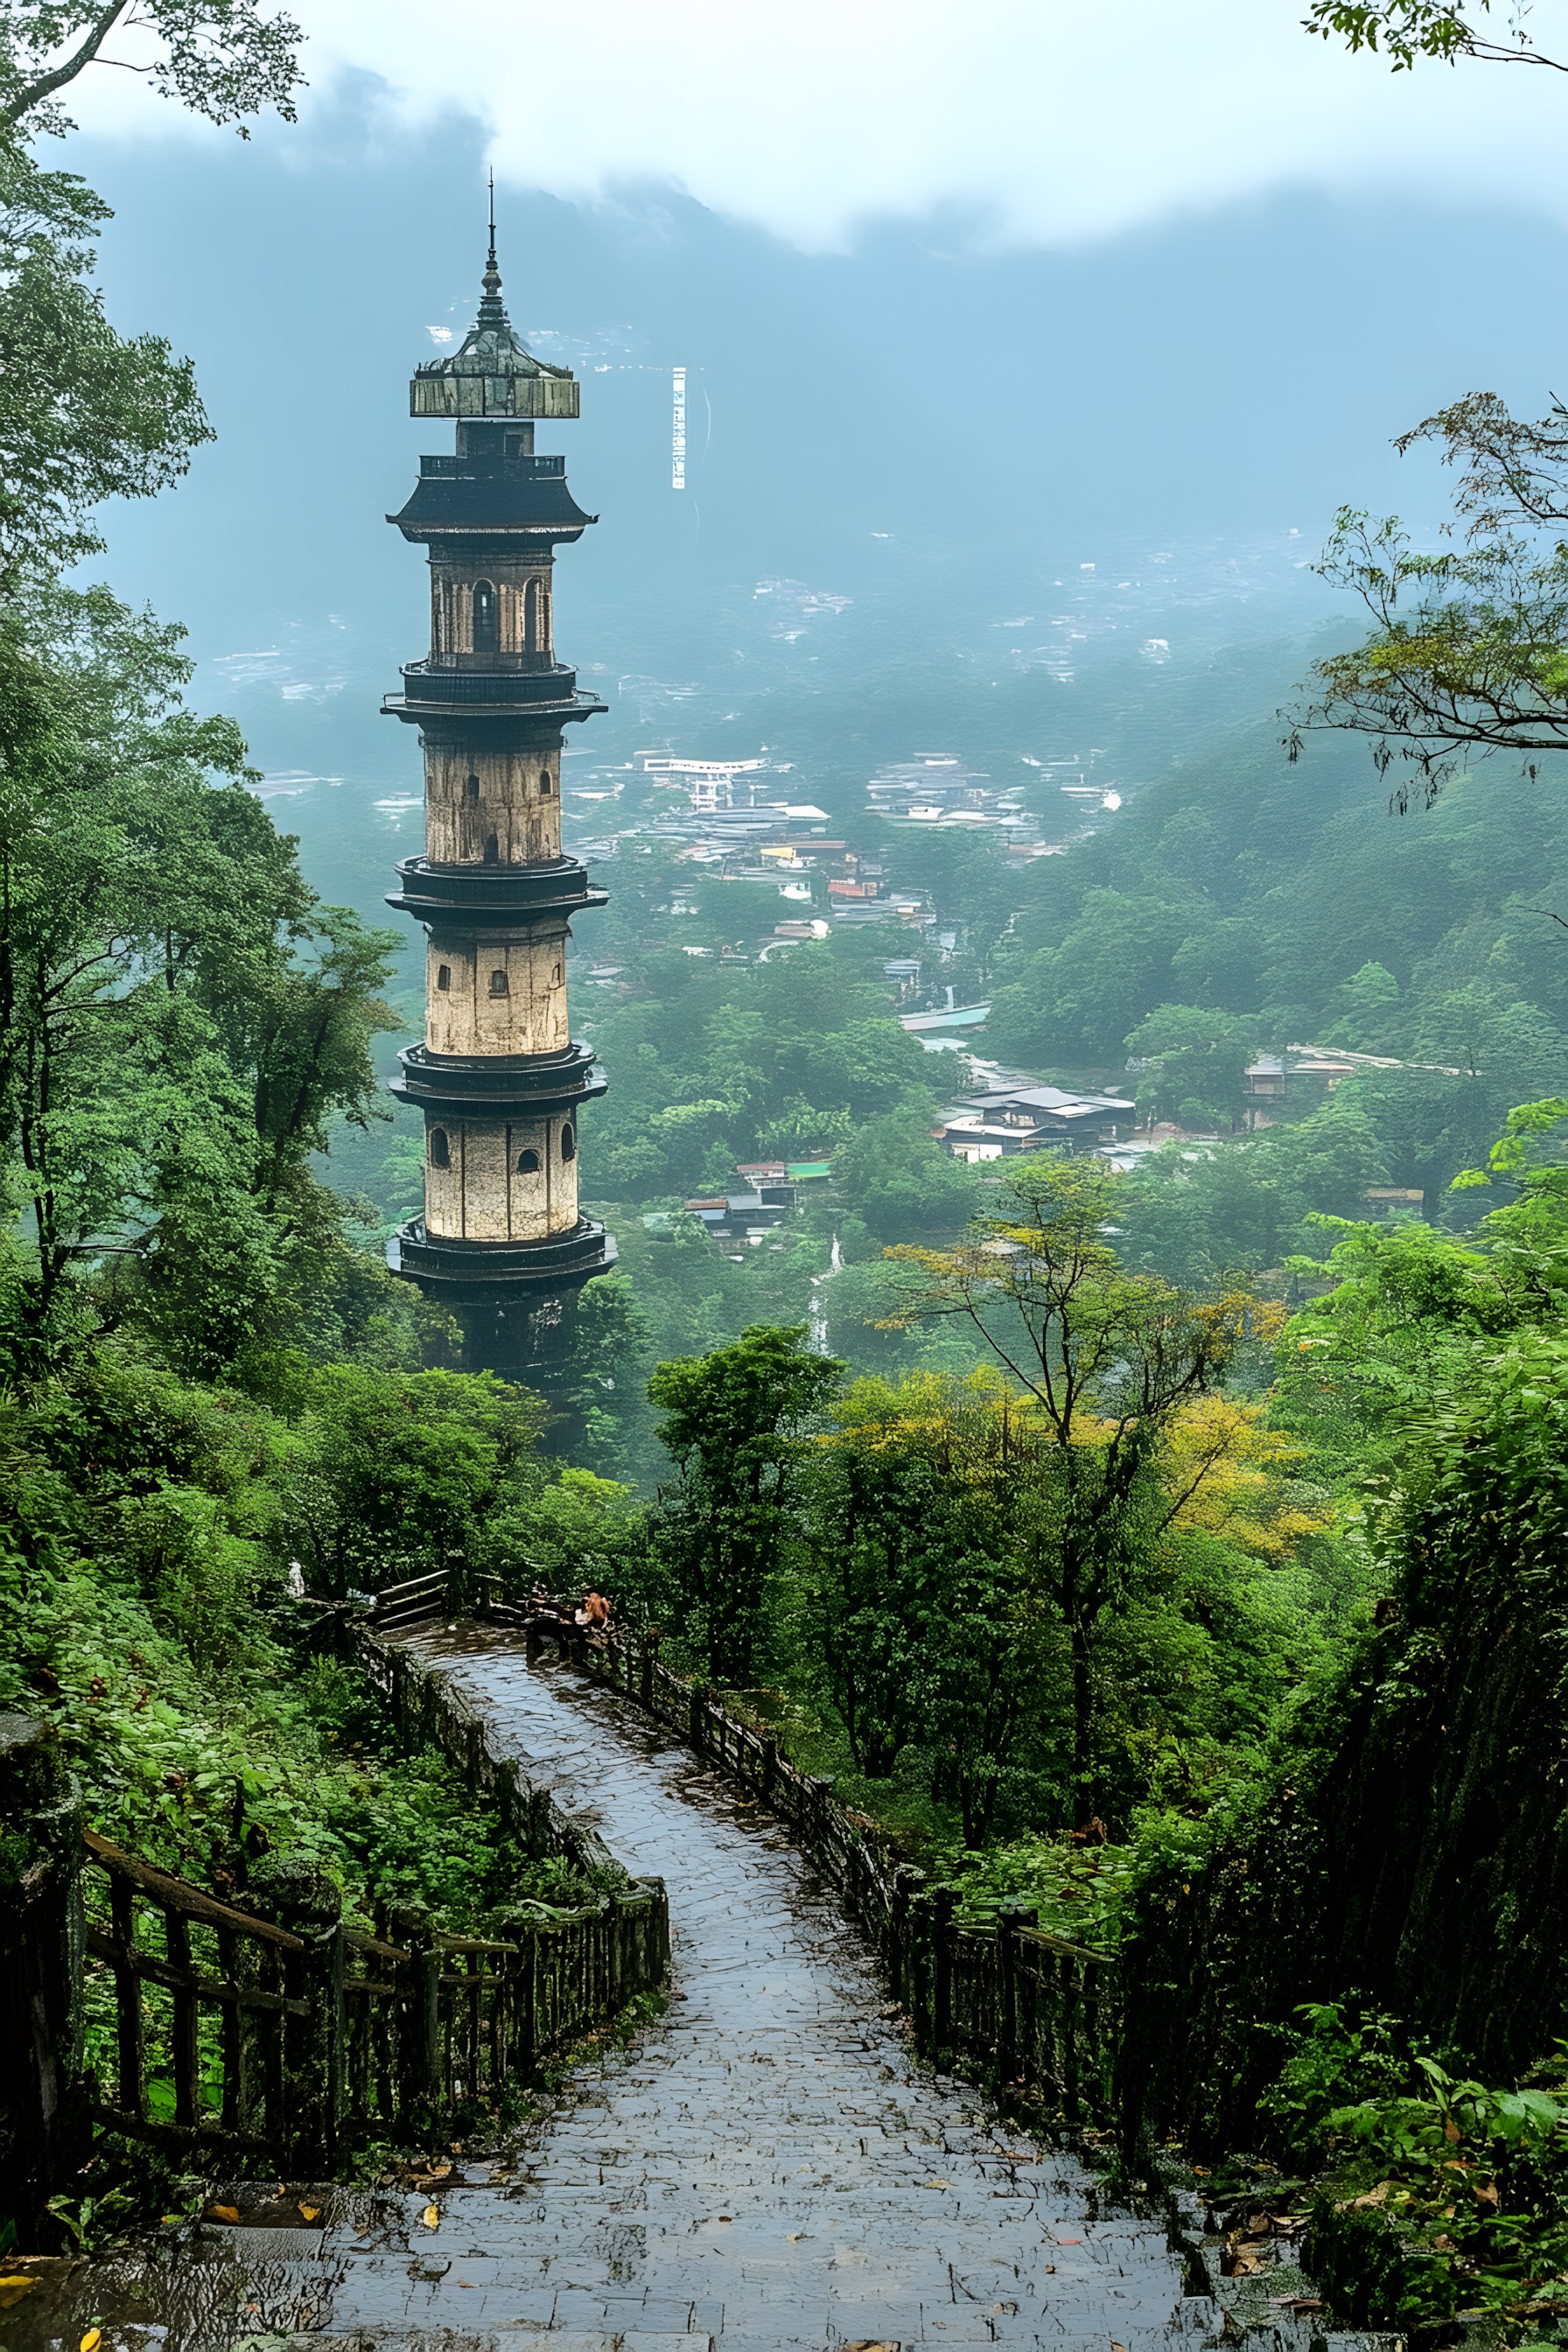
[2,1630,669,2241]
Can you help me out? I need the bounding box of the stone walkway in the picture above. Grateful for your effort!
[7,1630,1222,2352]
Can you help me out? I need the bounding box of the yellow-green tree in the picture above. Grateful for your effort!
[885,1158,1284,1816]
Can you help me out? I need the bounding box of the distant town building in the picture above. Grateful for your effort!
[631,752,789,811]
[938,1083,1137,1161]
[1364,1187,1427,1221]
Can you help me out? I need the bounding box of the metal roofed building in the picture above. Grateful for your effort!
[939,1082,1137,1161]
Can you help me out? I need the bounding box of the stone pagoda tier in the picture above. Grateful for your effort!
[382,214,616,1374]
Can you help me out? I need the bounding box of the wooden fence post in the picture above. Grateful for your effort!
[889,1866,914,2015]
[0,1714,89,2241]
[253,1855,345,2166]
[997,1900,1035,2088]
[688,1681,707,1755]
[392,1903,441,2124]
[928,1887,957,2068]
[640,1641,654,1712]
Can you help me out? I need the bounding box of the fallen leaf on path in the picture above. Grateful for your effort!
[298,2205,320,2222]
[787,2232,804,2242]
[0,2282,36,2312]
[422,2205,440,2229]
[925,2177,950,2188]
[81,2332,102,2351]
[206,2204,240,2224]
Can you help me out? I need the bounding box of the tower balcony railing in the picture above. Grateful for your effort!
[389,1216,619,1291]
[418,452,567,480]
[385,855,609,927]
[393,1040,607,1110]
[429,650,558,675]
[387,662,606,714]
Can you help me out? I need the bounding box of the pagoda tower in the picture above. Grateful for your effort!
[383,210,616,1375]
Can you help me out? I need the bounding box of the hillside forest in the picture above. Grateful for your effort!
[10,0,1568,2331]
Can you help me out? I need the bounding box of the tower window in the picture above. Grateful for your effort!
[488,968,509,996]
[515,1147,540,1174]
[436,963,451,991]
[524,577,541,654]
[483,833,499,864]
[472,580,498,654]
[429,1128,451,1170]
[553,962,564,985]
[539,766,554,798]
[561,1124,577,1163]
[465,774,480,802]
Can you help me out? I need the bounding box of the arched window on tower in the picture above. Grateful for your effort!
[465,773,480,802]
[482,833,499,864]
[539,767,553,798]
[436,963,451,991]
[429,1128,451,1170]
[524,577,541,654]
[515,1148,540,1174]
[488,968,509,997]
[472,580,499,654]
[561,1124,577,1163]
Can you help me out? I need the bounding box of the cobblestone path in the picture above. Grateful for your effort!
[9,1630,1220,2352]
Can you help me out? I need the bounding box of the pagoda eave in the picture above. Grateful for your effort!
[388,1217,619,1299]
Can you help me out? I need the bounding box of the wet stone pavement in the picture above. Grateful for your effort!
[10,1630,1232,2352]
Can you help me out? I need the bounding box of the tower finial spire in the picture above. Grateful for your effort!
[480,166,505,320]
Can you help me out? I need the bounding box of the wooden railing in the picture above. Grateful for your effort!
[80,1826,666,2166]
[326,1578,1110,2123]
[369,1564,522,1636]
[83,1825,308,2157]
[4,1629,670,2230]
[547,1620,1116,2127]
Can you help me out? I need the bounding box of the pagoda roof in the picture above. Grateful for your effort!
[389,468,596,539]
[410,230,579,422]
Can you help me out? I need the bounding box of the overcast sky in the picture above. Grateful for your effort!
[68,0,1568,252]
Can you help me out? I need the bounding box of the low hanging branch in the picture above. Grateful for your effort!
[1305,1,1568,74]
[0,0,304,137]
[1291,394,1568,802]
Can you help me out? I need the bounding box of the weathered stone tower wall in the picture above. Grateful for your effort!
[383,225,615,1374]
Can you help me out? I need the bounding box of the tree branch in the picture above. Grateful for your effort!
[4,0,133,124]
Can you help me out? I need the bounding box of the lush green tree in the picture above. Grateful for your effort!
[990,889,1191,1065]
[886,1160,1281,1814]
[486,1464,654,1614]
[806,1371,1066,1840]
[276,1364,546,1599]
[1320,960,1404,1053]
[0,590,399,1373]
[1168,913,1270,1013]
[1125,1004,1260,1129]
[0,152,211,594]
[830,1108,982,1245]
[647,1322,843,1683]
